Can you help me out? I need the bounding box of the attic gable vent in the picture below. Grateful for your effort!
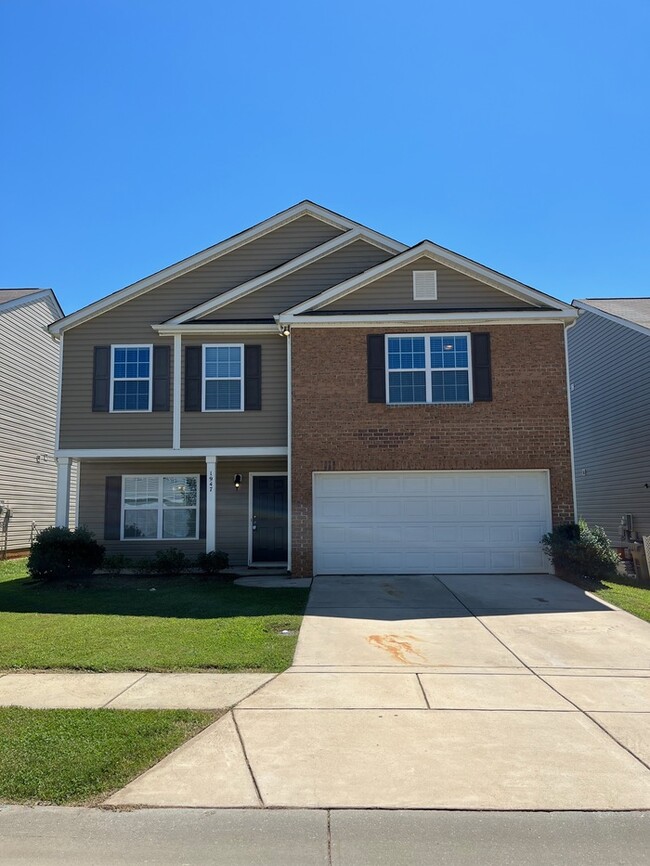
[413,270,438,300]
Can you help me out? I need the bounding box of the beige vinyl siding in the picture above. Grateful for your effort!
[0,297,63,550]
[181,333,287,447]
[323,257,541,311]
[568,309,650,542]
[204,240,393,320]
[79,457,287,566]
[59,216,340,449]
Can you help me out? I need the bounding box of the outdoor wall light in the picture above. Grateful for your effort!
[233,474,242,490]
[282,326,290,336]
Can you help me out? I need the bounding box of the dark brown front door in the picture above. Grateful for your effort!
[251,475,288,563]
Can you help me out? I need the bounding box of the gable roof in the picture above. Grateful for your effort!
[163,228,406,326]
[48,201,405,335]
[280,241,575,318]
[0,288,63,318]
[574,298,650,337]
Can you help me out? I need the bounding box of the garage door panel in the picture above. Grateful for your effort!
[313,471,553,575]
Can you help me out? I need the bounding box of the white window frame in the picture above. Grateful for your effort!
[384,333,473,405]
[110,344,153,413]
[202,343,245,413]
[413,270,438,300]
[120,474,200,541]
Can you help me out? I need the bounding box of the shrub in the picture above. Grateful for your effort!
[150,548,190,576]
[103,554,131,576]
[196,550,229,576]
[133,558,154,575]
[28,526,105,582]
[541,520,619,583]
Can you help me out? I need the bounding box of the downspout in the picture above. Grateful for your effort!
[279,321,292,574]
[564,313,581,523]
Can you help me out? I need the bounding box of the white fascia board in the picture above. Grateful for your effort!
[55,447,289,459]
[572,300,650,339]
[0,289,63,319]
[277,310,577,327]
[284,242,574,316]
[153,324,279,335]
[164,228,403,326]
[49,202,405,336]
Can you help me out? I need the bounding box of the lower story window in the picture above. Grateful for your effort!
[122,475,199,540]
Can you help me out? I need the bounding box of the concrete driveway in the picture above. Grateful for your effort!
[108,573,650,810]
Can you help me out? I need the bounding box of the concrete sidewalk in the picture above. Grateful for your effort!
[106,574,650,811]
[1,806,649,865]
[0,672,274,709]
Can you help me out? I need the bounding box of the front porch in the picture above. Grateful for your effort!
[56,454,288,570]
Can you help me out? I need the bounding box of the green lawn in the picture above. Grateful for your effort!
[0,706,217,805]
[593,578,650,624]
[0,559,308,671]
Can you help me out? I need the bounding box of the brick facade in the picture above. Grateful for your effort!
[291,324,574,576]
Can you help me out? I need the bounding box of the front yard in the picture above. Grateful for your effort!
[593,578,650,624]
[0,706,217,804]
[0,559,308,672]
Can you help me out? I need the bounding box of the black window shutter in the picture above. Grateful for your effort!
[185,346,202,411]
[367,334,386,403]
[104,476,122,540]
[92,346,111,412]
[472,333,492,402]
[199,475,207,539]
[244,345,262,410]
[152,345,170,412]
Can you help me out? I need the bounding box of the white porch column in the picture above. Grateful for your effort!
[55,457,71,528]
[205,456,217,552]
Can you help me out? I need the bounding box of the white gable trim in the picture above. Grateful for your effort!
[573,300,650,339]
[164,228,404,326]
[282,241,574,316]
[0,289,63,319]
[48,201,405,335]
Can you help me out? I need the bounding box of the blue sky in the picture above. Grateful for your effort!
[1,0,648,313]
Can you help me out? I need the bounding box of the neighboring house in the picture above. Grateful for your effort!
[0,288,71,554]
[49,202,577,576]
[568,298,650,569]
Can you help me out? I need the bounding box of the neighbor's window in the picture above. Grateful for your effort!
[386,334,471,404]
[122,475,199,540]
[111,346,152,412]
[203,344,244,411]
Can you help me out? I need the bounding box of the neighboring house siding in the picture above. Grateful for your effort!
[181,333,287,447]
[204,240,393,320]
[59,216,337,449]
[568,309,650,542]
[290,324,574,576]
[0,297,61,550]
[323,257,540,311]
[78,456,286,565]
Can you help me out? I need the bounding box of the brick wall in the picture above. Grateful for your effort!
[291,324,574,576]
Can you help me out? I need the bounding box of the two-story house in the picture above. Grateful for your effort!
[0,288,73,555]
[50,202,577,576]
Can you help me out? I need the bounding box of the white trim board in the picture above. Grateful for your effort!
[277,311,577,327]
[282,242,575,317]
[164,229,405,326]
[572,300,650,339]
[247,471,289,566]
[153,324,279,335]
[48,202,405,335]
[55,447,288,459]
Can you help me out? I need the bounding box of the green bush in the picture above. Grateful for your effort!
[196,550,229,576]
[541,520,619,582]
[102,554,131,576]
[28,526,105,582]
[150,548,190,576]
[133,558,154,575]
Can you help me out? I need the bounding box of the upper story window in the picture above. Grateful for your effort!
[386,334,472,404]
[111,345,152,412]
[203,344,244,412]
[122,474,199,540]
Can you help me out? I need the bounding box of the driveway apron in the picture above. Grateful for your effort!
[108,573,650,810]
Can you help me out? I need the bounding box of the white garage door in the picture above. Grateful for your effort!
[313,471,552,575]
